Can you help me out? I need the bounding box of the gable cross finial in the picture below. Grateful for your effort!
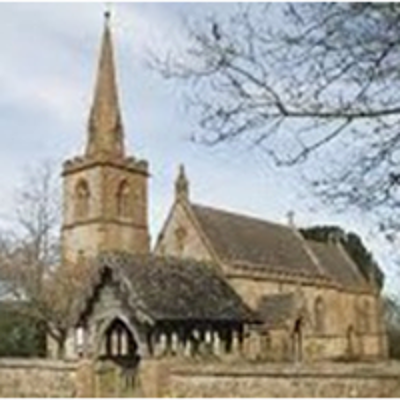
[287,210,295,227]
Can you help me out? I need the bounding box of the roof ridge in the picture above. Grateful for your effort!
[98,250,221,267]
[191,202,291,230]
[180,201,225,266]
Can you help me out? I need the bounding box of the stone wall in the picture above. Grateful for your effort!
[0,358,92,397]
[156,198,387,363]
[142,359,400,398]
[155,200,214,261]
[0,357,399,398]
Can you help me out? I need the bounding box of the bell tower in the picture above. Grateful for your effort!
[61,13,150,262]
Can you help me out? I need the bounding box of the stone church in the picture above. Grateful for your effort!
[52,14,388,364]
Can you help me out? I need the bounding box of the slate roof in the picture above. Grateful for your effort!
[191,204,324,279]
[306,240,368,290]
[190,203,369,290]
[90,251,257,323]
[256,294,295,329]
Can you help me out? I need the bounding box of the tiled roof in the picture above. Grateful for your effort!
[305,240,368,290]
[191,204,324,279]
[190,203,370,290]
[85,251,257,323]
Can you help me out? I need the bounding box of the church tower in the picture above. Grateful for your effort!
[61,13,150,262]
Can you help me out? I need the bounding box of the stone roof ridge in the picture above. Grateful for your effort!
[97,249,220,268]
[191,202,292,230]
[179,201,225,266]
[154,200,223,267]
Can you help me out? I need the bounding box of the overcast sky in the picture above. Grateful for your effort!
[0,2,397,295]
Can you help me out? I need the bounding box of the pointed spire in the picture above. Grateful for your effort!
[175,164,190,201]
[86,11,124,159]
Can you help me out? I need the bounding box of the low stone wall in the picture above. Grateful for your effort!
[0,357,399,397]
[0,358,89,397]
[149,359,400,398]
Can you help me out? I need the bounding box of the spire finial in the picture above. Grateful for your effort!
[175,164,190,202]
[86,10,124,159]
[104,4,111,22]
[104,3,111,25]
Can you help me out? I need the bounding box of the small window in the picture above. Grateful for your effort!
[347,325,356,356]
[75,180,90,219]
[117,181,131,218]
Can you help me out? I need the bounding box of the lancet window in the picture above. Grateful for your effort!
[117,180,131,218]
[75,180,90,220]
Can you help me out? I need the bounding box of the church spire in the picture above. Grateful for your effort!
[86,11,124,159]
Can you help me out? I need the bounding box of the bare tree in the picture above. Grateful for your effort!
[0,162,59,299]
[154,3,400,237]
[0,162,93,358]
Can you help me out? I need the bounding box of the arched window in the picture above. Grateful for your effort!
[347,325,356,357]
[292,317,303,362]
[116,180,131,218]
[314,296,325,334]
[75,180,90,220]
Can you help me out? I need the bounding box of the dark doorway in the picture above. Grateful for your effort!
[101,318,140,368]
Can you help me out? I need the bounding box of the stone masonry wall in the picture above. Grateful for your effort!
[143,359,400,398]
[0,357,399,398]
[0,358,93,398]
